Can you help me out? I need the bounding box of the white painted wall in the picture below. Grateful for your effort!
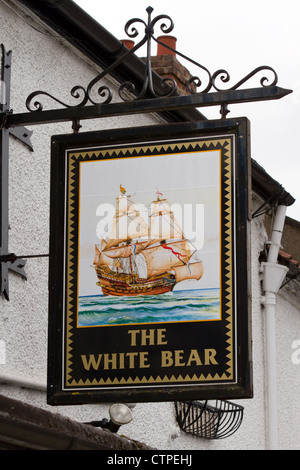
[0,1,299,450]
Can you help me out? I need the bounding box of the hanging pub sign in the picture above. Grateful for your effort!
[47,118,253,405]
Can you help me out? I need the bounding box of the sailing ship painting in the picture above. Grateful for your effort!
[77,147,221,327]
[93,187,204,297]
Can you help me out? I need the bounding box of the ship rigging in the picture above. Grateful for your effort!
[93,188,204,296]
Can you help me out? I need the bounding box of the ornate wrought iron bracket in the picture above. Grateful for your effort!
[0,7,293,300]
[7,5,289,126]
[4,85,291,130]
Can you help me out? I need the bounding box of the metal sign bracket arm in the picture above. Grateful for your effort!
[0,45,32,300]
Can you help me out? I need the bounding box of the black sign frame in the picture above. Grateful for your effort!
[48,118,252,406]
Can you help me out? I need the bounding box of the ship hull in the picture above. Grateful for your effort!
[95,268,176,297]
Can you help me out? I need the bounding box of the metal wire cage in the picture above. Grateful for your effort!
[175,400,244,439]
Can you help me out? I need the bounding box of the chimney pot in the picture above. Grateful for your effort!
[157,36,177,56]
[120,39,135,50]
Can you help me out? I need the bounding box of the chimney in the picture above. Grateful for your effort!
[139,35,196,95]
[150,36,195,95]
[157,36,177,56]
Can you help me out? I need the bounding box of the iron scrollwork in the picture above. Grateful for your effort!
[26,86,89,111]
[25,6,279,112]
[211,66,278,92]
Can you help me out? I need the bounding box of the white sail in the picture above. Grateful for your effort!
[103,245,133,259]
[149,198,183,241]
[105,196,149,250]
[173,261,204,283]
[93,245,121,268]
[93,244,101,266]
[142,240,191,278]
[100,237,107,251]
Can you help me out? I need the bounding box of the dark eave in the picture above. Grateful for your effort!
[0,394,152,450]
[252,159,295,207]
[14,0,206,123]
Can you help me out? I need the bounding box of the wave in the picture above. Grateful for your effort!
[78,289,220,327]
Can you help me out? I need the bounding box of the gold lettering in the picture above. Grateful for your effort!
[161,349,218,368]
[187,349,202,366]
[128,328,168,346]
[128,330,140,346]
[80,348,219,373]
[161,350,173,367]
[205,349,218,365]
[175,350,185,366]
[119,352,125,369]
[141,329,155,346]
[81,352,152,371]
[104,353,117,370]
[126,352,139,368]
[157,328,168,345]
[81,354,102,371]
[139,351,150,368]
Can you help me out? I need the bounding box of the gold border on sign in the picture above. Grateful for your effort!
[64,137,234,388]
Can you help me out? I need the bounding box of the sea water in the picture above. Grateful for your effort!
[77,288,220,327]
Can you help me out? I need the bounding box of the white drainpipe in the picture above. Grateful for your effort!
[261,204,289,450]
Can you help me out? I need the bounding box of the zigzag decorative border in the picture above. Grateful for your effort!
[223,138,234,379]
[64,136,235,388]
[67,371,232,388]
